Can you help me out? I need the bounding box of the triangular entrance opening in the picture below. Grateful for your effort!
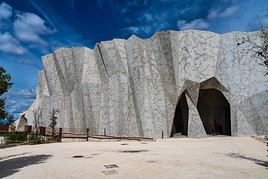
[197,89,231,136]
[170,92,189,137]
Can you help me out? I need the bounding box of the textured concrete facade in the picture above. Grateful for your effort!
[16,30,268,138]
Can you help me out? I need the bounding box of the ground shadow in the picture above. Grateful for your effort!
[226,153,268,169]
[119,150,148,153]
[0,154,52,178]
[0,143,24,149]
[0,152,30,161]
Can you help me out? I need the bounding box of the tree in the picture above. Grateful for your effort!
[237,26,268,153]
[237,27,268,75]
[6,113,15,125]
[49,109,58,141]
[33,107,42,134]
[255,28,268,74]
[0,66,12,123]
[6,114,15,131]
[248,27,268,155]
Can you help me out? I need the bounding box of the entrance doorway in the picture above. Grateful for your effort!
[197,89,231,135]
[171,92,189,137]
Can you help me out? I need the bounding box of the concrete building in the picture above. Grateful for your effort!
[16,30,268,138]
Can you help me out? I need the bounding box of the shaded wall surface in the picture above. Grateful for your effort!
[16,30,268,138]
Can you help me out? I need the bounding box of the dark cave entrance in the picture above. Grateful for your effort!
[197,89,231,136]
[171,92,189,137]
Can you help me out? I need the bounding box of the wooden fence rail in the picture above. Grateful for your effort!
[1,125,154,142]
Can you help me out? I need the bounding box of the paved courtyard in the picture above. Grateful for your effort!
[0,137,267,179]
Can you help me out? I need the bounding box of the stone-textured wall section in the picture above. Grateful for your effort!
[16,30,268,138]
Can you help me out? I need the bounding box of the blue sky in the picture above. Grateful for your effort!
[0,0,268,117]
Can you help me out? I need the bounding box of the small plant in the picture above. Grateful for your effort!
[49,108,58,141]
[27,133,42,144]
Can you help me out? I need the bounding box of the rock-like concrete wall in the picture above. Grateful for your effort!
[16,30,268,138]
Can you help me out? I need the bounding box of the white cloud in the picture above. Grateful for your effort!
[124,25,152,35]
[177,19,209,30]
[14,88,36,97]
[0,32,26,55]
[127,26,139,33]
[177,20,187,28]
[0,2,12,20]
[219,5,238,17]
[143,13,153,22]
[5,88,36,115]
[14,12,54,45]
[207,10,218,19]
[6,98,34,114]
[18,59,36,65]
[208,5,239,19]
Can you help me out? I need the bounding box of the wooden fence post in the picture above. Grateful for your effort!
[39,126,46,136]
[162,130,164,139]
[86,128,89,141]
[104,128,106,136]
[59,128,62,142]
[25,125,32,133]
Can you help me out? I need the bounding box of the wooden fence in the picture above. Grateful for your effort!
[1,125,153,142]
[59,127,153,141]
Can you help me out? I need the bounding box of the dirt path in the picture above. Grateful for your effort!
[0,137,267,179]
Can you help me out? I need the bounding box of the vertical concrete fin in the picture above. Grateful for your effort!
[180,79,200,106]
[97,44,109,78]
[186,94,207,138]
[186,83,200,106]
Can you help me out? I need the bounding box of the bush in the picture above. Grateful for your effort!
[5,132,27,144]
[27,134,42,144]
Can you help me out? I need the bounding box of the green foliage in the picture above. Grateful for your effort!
[0,66,13,122]
[49,109,58,140]
[0,97,7,121]
[6,113,15,126]
[27,134,42,144]
[0,67,12,95]
[5,132,43,145]
[5,132,27,144]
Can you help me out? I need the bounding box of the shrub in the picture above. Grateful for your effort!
[5,132,27,144]
[27,134,42,145]
[49,109,58,141]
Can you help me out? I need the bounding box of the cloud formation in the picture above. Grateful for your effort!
[124,25,152,35]
[177,19,209,30]
[119,0,190,37]
[1,0,268,118]
[0,32,26,55]
[14,12,54,45]
[0,2,57,55]
[0,2,12,20]
[177,3,239,31]
[208,5,239,19]
[219,5,238,17]
[4,88,36,117]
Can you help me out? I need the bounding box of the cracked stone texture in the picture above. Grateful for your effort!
[16,30,268,138]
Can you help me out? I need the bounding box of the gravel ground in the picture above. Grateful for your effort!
[0,136,267,179]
